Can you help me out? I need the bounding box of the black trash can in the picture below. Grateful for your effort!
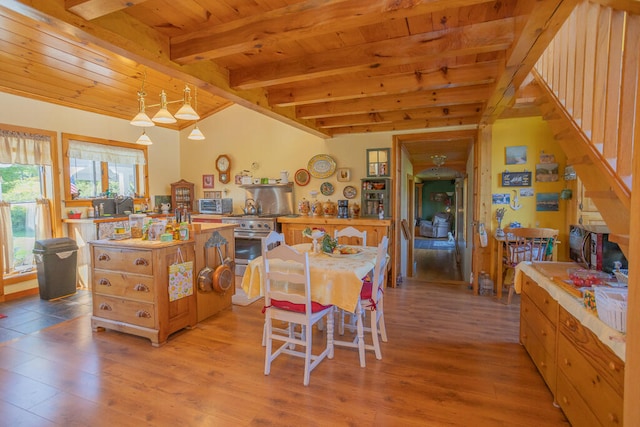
[33,238,79,300]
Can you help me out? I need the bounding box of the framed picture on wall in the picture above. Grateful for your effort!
[203,174,214,189]
[505,146,527,165]
[336,168,351,182]
[536,192,559,211]
[501,171,532,187]
[535,163,559,182]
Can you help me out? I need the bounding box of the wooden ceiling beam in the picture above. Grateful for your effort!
[170,0,497,63]
[269,61,500,107]
[317,104,484,128]
[230,18,516,89]
[327,116,480,135]
[297,85,493,119]
[65,0,148,21]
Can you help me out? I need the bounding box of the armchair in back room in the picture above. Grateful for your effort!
[419,212,453,238]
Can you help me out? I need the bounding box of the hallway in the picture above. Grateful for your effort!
[414,238,464,283]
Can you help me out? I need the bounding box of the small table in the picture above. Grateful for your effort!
[241,243,377,313]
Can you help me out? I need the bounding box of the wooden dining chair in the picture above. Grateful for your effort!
[502,227,559,304]
[334,226,367,247]
[334,226,368,336]
[263,242,335,386]
[260,231,289,346]
[343,235,389,367]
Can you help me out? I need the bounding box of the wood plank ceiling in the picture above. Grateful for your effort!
[0,0,567,174]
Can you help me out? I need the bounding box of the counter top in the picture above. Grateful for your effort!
[277,216,392,226]
[89,237,194,249]
[63,213,173,224]
[515,261,626,361]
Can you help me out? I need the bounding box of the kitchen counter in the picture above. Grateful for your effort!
[515,261,625,360]
[277,216,392,227]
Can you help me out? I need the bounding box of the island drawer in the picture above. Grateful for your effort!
[520,318,556,391]
[521,274,558,324]
[521,294,556,350]
[559,307,624,394]
[93,295,156,329]
[92,246,153,276]
[92,270,155,302]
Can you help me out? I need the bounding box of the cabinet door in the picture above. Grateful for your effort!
[577,179,605,225]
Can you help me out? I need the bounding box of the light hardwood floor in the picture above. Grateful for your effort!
[0,277,567,426]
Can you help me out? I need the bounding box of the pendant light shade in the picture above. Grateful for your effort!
[136,130,153,145]
[152,91,177,124]
[130,111,154,127]
[188,125,205,140]
[175,86,200,120]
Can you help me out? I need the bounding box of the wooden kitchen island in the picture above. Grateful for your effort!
[89,238,197,346]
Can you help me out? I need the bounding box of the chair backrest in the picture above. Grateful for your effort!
[334,226,367,247]
[369,236,389,304]
[261,231,285,259]
[263,242,313,314]
[504,227,559,266]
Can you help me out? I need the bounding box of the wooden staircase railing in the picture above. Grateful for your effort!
[532,0,640,257]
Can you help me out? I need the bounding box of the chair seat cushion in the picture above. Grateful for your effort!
[271,299,332,313]
[360,280,373,299]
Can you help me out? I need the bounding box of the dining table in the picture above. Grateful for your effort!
[240,243,378,313]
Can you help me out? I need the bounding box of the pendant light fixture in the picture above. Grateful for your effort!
[188,87,205,140]
[130,70,205,140]
[136,129,153,145]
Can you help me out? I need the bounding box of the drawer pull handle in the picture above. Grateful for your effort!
[539,361,546,367]
[134,284,150,292]
[609,361,619,371]
[563,358,571,367]
[98,253,111,261]
[134,258,149,266]
[540,330,547,337]
[98,278,111,287]
[562,396,568,404]
[608,413,618,423]
[136,310,151,318]
[99,302,112,311]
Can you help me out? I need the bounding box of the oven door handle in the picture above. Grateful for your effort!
[234,231,267,238]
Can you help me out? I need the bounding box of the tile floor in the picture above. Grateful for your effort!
[0,290,91,344]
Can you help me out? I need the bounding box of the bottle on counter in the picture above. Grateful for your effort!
[179,222,189,240]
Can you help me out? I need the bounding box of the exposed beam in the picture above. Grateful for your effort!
[65,0,148,21]
[170,0,498,63]
[230,18,515,89]
[269,61,500,107]
[297,85,493,119]
[327,116,480,135]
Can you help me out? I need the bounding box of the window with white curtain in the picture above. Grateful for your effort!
[62,134,148,201]
[0,129,54,276]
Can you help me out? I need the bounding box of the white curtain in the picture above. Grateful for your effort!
[0,201,13,275]
[35,198,53,241]
[0,130,52,165]
[68,140,146,165]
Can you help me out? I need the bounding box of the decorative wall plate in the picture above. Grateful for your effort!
[343,185,357,199]
[320,181,335,196]
[308,154,337,178]
[294,168,311,186]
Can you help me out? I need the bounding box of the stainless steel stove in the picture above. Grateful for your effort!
[221,215,280,276]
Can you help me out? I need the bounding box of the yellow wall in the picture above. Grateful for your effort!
[491,117,569,258]
[179,105,393,214]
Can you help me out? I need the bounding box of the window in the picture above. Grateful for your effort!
[62,134,149,204]
[0,126,59,282]
[366,148,390,177]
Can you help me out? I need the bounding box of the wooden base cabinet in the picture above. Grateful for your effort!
[519,274,558,393]
[90,240,197,346]
[519,271,625,426]
[557,307,624,426]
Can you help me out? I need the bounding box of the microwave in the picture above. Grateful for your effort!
[569,224,628,273]
[198,198,233,214]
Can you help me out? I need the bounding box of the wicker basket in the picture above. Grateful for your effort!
[594,287,628,333]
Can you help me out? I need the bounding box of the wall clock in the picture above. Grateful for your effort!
[216,154,231,184]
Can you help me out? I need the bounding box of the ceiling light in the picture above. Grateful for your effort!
[188,125,205,140]
[136,130,153,145]
[152,90,177,124]
[130,71,205,138]
[431,155,447,167]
